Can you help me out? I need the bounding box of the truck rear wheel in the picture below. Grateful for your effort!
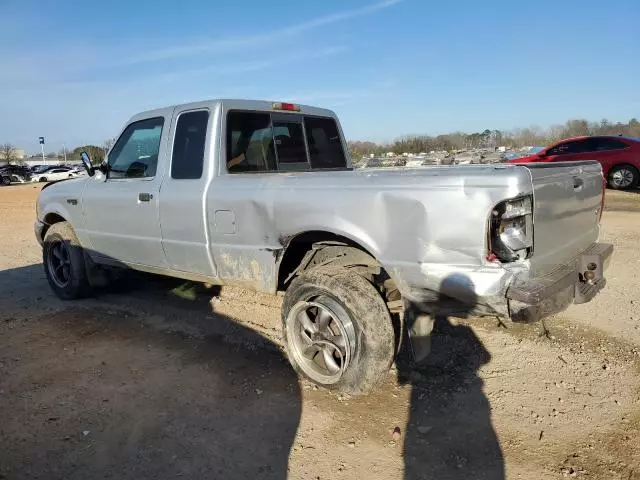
[43,222,92,300]
[282,267,394,395]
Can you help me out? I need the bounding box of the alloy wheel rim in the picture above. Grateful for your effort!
[47,240,71,288]
[612,168,633,188]
[287,298,356,385]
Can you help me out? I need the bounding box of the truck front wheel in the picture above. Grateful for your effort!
[43,222,92,300]
[282,267,394,395]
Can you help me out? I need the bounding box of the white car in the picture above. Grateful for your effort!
[33,168,79,183]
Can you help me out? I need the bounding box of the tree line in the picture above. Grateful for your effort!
[3,117,640,165]
[0,143,110,165]
[348,117,640,158]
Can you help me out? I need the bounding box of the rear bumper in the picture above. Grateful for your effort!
[506,242,613,323]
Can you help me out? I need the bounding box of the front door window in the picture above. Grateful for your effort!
[108,117,164,179]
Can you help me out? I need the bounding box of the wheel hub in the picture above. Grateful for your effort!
[287,298,357,385]
[47,241,71,288]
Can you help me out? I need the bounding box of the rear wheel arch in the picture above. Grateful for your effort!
[277,231,390,291]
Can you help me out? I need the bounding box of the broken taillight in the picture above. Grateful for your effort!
[488,195,534,263]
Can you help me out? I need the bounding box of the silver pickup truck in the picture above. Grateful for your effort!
[35,99,612,394]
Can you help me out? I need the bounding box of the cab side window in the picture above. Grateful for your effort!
[171,111,209,179]
[108,117,164,179]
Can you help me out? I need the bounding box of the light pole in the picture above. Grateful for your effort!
[63,143,67,163]
[39,137,46,165]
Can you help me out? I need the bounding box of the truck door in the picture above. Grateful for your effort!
[158,107,216,277]
[82,115,169,268]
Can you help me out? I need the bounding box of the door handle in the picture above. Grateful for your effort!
[138,192,153,202]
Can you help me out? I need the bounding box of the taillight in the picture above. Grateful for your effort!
[488,195,534,263]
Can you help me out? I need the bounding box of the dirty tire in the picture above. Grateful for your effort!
[282,267,395,395]
[43,221,92,300]
[607,164,639,190]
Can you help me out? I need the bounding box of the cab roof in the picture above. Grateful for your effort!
[131,99,338,123]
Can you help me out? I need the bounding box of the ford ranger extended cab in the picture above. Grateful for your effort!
[35,99,612,394]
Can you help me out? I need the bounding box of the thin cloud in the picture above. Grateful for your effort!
[155,46,349,82]
[119,0,402,65]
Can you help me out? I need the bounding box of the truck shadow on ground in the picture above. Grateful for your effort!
[0,266,301,480]
[0,265,504,480]
[398,275,505,480]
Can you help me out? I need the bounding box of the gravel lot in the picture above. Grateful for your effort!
[1,184,639,480]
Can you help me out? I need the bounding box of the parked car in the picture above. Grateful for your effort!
[506,136,640,190]
[31,165,50,173]
[33,167,78,183]
[0,165,33,183]
[0,171,11,186]
[34,99,613,394]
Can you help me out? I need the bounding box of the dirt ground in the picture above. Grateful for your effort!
[1,184,639,480]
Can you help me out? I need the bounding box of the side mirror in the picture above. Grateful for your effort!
[80,152,95,177]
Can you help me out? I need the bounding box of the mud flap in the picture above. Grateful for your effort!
[405,308,435,363]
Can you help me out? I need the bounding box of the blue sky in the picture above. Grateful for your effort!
[1,0,639,154]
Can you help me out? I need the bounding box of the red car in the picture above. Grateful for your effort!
[507,136,640,190]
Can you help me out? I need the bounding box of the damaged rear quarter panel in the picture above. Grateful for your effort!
[206,165,532,304]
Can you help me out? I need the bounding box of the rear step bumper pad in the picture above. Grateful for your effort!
[506,243,613,323]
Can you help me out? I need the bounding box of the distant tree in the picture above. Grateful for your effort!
[0,143,18,164]
[70,145,105,165]
[103,137,117,155]
[563,119,590,137]
[45,152,57,158]
[347,117,640,155]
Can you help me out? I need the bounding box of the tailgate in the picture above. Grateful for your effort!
[525,161,603,276]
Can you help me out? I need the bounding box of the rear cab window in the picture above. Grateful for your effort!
[226,110,348,173]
